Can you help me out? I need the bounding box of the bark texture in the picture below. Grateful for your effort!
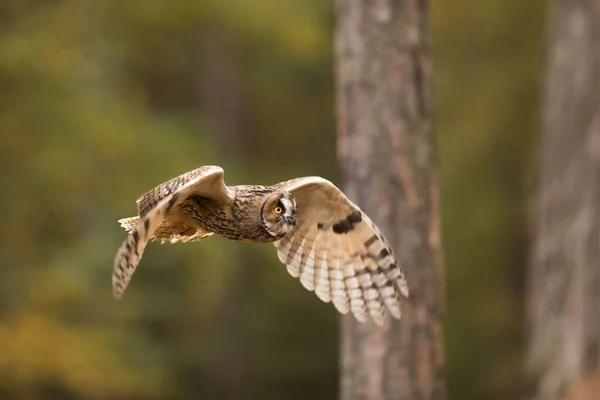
[526,1,600,399]
[335,1,445,399]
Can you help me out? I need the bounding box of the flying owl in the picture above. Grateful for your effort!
[113,165,408,325]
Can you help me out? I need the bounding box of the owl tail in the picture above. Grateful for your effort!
[118,216,139,232]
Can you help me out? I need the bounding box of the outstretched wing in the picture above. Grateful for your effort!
[273,177,408,326]
[112,166,232,299]
[135,166,230,217]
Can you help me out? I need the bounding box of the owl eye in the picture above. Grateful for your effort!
[274,206,283,214]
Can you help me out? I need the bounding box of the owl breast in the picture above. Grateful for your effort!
[182,191,276,243]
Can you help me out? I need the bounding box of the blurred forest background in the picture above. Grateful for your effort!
[0,1,549,399]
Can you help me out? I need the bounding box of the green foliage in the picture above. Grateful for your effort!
[0,1,335,399]
[0,0,548,399]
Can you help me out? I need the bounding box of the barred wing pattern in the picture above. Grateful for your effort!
[273,177,408,325]
[118,216,213,244]
[135,166,228,217]
[112,166,231,299]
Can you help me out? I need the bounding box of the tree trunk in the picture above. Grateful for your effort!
[526,1,600,399]
[335,1,445,399]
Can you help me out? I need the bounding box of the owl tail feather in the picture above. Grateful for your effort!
[118,216,139,232]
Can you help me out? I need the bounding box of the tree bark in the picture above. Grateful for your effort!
[526,1,600,399]
[335,1,445,399]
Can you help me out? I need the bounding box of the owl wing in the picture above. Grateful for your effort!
[273,177,409,325]
[117,216,213,244]
[135,166,230,217]
[112,166,232,299]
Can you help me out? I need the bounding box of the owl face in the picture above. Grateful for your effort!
[261,191,297,237]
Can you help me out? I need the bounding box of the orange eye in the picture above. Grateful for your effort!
[274,206,283,214]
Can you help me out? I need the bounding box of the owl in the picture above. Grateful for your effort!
[113,166,408,325]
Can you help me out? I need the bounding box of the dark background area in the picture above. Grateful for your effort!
[0,1,548,399]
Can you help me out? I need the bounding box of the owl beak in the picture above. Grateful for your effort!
[285,215,297,226]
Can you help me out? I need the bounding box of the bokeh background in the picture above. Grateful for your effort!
[0,1,549,399]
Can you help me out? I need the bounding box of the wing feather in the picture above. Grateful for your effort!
[330,235,350,314]
[341,237,369,323]
[117,215,213,244]
[272,176,408,326]
[276,229,300,277]
[299,232,318,291]
[313,230,332,302]
[112,166,231,299]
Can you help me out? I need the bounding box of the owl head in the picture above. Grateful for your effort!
[261,191,297,237]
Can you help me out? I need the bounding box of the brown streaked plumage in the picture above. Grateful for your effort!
[113,165,409,325]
